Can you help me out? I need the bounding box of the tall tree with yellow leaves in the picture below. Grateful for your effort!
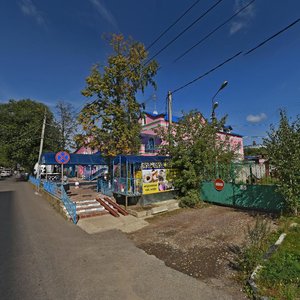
[77,34,159,156]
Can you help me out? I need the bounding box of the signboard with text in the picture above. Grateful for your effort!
[141,161,177,195]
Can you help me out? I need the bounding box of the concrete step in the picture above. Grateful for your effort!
[75,199,99,204]
[77,206,105,214]
[76,202,102,209]
[76,199,108,219]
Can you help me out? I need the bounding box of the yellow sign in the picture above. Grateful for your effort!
[142,182,159,194]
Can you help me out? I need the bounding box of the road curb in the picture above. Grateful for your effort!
[247,230,289,299]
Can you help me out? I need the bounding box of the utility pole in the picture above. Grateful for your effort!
[36,109,47,183]
[167,91,173,126]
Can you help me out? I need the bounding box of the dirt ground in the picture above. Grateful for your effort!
[128,205,277,298]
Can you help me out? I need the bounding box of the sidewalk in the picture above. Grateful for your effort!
[77,214,149,234]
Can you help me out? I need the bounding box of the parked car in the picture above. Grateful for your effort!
[0,169,11,177]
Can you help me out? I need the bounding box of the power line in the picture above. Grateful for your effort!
[146,0,201,51]
[172,51,242,94]
[144,0,224,65]
[170,17,300,94]
[245,17,300,55]
[174,0,255,63]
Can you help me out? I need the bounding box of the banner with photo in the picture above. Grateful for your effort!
[141,162,177,195]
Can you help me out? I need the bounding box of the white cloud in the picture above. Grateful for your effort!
[246,113,267,123]
[229,0,255,35]
[230,21,244,35]
[19,0,45,26]
[89,0,118,29]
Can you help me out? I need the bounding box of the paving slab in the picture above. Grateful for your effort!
[77,214,149,234]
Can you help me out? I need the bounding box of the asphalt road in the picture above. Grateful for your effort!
[0,178,240,300]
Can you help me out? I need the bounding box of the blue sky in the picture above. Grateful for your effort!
[1,0,300,145]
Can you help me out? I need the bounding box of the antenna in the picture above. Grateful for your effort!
[152,94,158,115]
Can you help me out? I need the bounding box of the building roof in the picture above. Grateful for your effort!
[218,131,243,138]
[144,111,242,137]
[113,155,170,164]
[41,152,106,165]
[144,111,181,123]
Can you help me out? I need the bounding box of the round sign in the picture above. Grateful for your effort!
[55,151,70,165]
[214,178,225,191]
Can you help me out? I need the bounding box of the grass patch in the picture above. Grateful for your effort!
[237,216,300,299]
[256,224,300,300]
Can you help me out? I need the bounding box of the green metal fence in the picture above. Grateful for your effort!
[200,163,285,212]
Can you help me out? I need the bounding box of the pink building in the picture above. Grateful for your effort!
[139,112,244,159]
[76,111,244,161]
[75,138,99,177]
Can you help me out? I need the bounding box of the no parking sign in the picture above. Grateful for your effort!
[55,151,70,185]
[55,151,70,165]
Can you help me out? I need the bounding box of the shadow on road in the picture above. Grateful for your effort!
[0,190,15,296]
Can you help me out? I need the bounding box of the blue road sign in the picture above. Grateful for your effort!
[55,151,70,165]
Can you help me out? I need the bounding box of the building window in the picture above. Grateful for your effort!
[146,138,155,153]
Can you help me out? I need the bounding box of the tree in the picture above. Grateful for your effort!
[0,99,60,171]
[156,110,237,207]
[244,146,267,157]
[264,110,300,215]
[55,101,77,150]
[77,34,159,156]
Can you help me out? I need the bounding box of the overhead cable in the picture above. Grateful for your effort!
[245,17,300,55]
[174,0,255,63]
[172,51,242,94]
[146,0,201,51]
[144,0,224,65]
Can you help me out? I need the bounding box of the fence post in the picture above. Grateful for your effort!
[231,163,236,206]
[249,164,253,185]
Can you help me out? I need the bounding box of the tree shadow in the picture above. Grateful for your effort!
[0,190,15,298]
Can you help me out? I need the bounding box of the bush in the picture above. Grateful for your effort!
[237,217,272,274]
[179,189,201,208]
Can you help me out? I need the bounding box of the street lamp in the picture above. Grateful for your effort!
[211,80,228,121]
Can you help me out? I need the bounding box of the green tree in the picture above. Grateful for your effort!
[77,34,159,156]
[156,110,237,207]
[55,100,77,150]
[0,99,60,171]
[264,110,300,215]
[244,146,267,157]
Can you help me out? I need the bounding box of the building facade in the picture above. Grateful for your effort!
[139,112,244,159]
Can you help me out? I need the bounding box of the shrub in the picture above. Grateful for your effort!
[237,217,272,274]
[179,189,201,208]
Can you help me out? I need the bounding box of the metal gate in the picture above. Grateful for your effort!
[200,163,285,212]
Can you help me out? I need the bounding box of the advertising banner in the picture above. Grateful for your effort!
[141,162,176,195]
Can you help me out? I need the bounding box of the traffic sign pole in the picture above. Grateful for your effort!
[61,164,64,186]
[54,151,70,189]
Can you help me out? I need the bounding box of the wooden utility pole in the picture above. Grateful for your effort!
[36,110,47,182]
[167,91,172,126]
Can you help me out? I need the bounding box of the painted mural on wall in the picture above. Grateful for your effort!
[141,161,176,194]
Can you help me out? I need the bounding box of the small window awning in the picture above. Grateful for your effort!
[113,155,171,164]
[41,152,107,165]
